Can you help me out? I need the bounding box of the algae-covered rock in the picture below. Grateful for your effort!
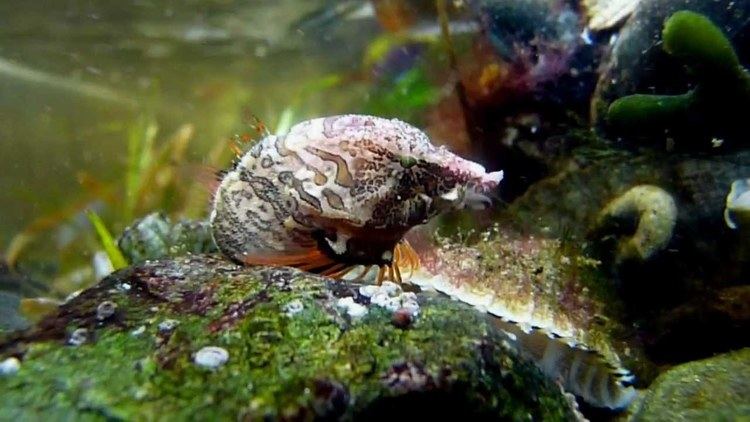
[0,255,574,420]
[630,348,750,420]
[117,212,217,265]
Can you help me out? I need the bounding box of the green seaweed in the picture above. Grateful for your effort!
[662,11,741,78]
[86,210,128,270]
[124,115,158,224]
[606,10,750,144]
[364,67,440,124]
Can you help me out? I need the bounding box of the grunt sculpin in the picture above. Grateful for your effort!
[210,114,502,282]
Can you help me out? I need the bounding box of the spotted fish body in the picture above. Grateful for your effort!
[210,114,503,275]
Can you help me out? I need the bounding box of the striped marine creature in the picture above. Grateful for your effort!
[210,114,503,283]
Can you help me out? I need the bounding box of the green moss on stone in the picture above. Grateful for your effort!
[0,255,574,420]
[631,348,750,420]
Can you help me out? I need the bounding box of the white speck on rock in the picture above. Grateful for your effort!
[365,284,421,317]
[194,346,229,369]
[336,297,368,320]
[68,328,89,346]
[0,357,21,376]
[64,290,82,304]
[380,281,402,296]
[158,319,179,333]
[283,299,304,317]
[358,285,379,298]
[96,301,117,320]
[130,326,146,337]
[401,299,420,316]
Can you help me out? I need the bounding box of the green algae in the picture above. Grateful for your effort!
[0,255,574,420]
[606,10,750,144]
[630,348,750,421]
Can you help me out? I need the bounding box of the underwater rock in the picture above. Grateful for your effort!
[0,292,30,333]
[592,0,750,146]
[508,148,750,279]
[630,348,750,420]
[592,185,677,264]
[504,147,750,360]
[0,255,575,420]
[644,285,750,363]
[117,212,217,264]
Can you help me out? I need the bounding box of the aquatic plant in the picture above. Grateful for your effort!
[86,210,128,270]
[364,67,440,124]
[3,115,230,296]
[606,10,750,145]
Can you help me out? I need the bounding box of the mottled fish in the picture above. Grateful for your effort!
[210,114,503,282]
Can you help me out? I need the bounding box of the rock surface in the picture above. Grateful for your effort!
[630,348,750,421]
[0,255,574,420]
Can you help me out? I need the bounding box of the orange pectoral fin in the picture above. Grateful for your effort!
[240,247,338,273]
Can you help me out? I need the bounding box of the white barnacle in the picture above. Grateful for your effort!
[158,319,179,333]
[130,325,146,337]
[335,296,368,320]
[283,299,304,317]
[0,357,21,376]
[68,328,89,346]
[725,179,750,230]
[96,301,117,321]
[194,346,229,369]
[379,281,402,297]
[358,285,379,298]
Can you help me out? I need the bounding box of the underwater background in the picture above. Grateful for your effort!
[1,0,749,420]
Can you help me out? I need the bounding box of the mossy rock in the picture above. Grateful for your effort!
[0,255,574,420]
[630,348,750,420]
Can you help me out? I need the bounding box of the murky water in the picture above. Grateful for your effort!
[1,1,378,278]
[1,1,749,418]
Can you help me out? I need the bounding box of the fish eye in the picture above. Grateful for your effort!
[398,155,418,168]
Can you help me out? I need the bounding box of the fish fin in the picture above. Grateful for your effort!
[393,240,421,281]
[240,248,338,273]
[191,164,223,198]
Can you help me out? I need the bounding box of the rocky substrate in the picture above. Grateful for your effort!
[0,255,574,421]
[630,348,750,421]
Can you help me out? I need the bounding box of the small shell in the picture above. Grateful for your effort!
[582,0,640,31]
[96,301,117,321]
[336,297,368,319]
[194,346,229,369]
[725,179,750,230]
[0,357,21,376]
